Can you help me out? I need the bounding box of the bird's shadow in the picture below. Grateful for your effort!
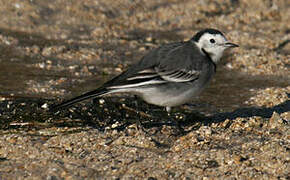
[1,95,288,134]
[91,92,289,134]
[139,98,289,131]
[206,99,289,124]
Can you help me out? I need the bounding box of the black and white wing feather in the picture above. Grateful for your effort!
[107,66,200,89]
[155,66,200,82]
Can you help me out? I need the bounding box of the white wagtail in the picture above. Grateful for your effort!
[51,28,238,112]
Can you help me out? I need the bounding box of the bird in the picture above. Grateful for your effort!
[50,28,238,113]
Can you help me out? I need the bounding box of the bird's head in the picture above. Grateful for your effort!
[192,28,238,63]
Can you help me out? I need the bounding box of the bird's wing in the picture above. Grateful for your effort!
[107,66,200,89]
[106,41,204,89]
[155,66,200,82]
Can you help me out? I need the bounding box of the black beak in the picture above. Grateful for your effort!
[224,42,239,48]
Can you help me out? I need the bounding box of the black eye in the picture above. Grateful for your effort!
[210,39,215,43]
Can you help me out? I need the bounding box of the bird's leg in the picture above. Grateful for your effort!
[166,106,185,135]
[122,104,152,119]
[123,96,150,132]
[131,95,153,118]
[132,95,139,109]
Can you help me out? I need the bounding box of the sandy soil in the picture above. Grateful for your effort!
[0,0,289,179]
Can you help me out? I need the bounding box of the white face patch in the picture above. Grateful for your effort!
[195,33,229,63]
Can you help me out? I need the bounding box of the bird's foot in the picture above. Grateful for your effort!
[167,112,186,136]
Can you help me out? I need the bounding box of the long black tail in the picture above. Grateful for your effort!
[49,87,109,111]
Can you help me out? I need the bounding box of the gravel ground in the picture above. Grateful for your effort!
[0,0,289,179]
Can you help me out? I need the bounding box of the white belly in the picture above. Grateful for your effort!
[136,84,205,107]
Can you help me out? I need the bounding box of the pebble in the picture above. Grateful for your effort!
[268,112,283,129]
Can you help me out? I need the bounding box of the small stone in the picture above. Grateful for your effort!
[222,119,231,128]
[115,67,122,72]
[114,137,125,145]
[268,111,282,129]
[8,137,17,144]
[233,154,247,165]
[79,168,89,177]
[99,99,105,105]
[138,47,146,51]
[204,127,212,136]
[41,103,48,109]
[146,36,153,42]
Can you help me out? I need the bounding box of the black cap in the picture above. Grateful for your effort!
[191,28,224,42]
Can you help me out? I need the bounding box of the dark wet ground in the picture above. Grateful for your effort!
[0,34,288,129]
